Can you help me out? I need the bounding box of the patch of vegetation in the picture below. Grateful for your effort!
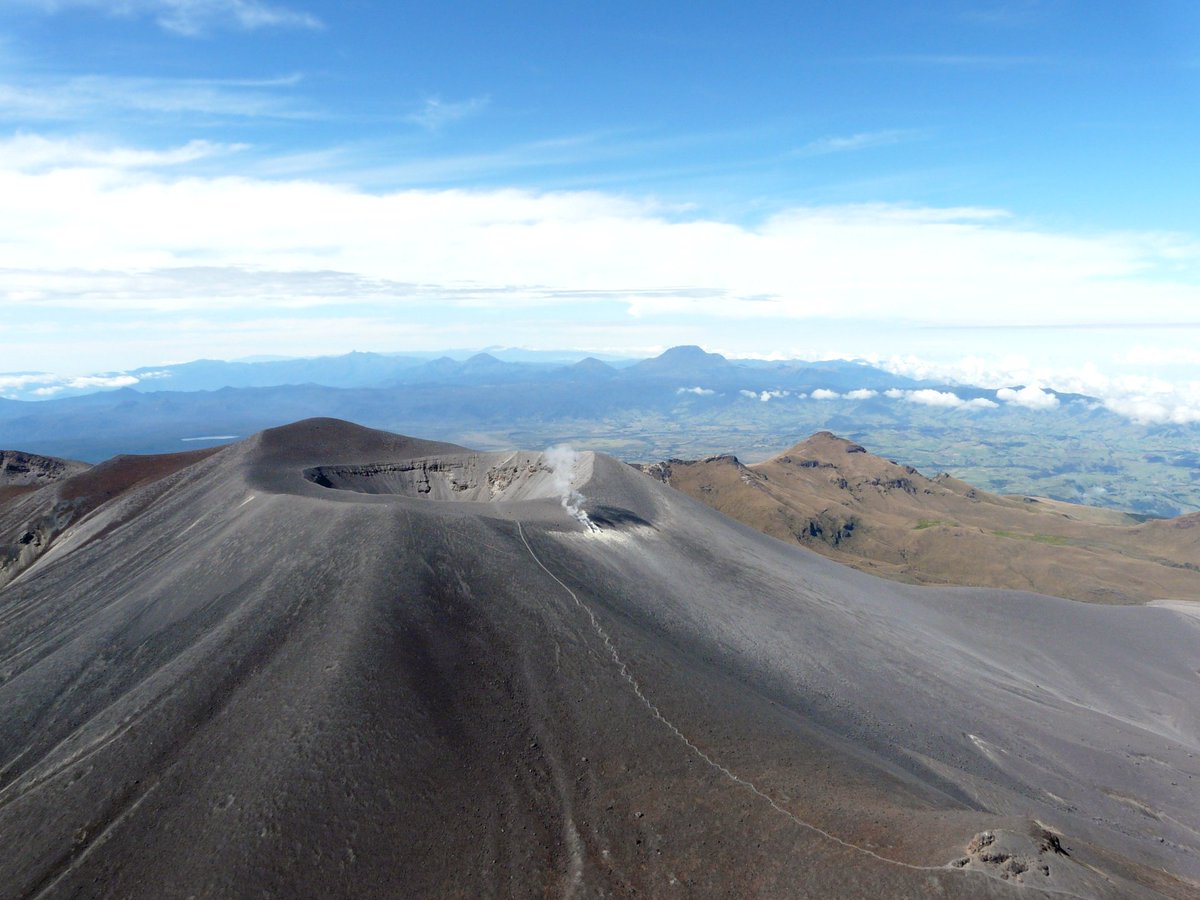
[914,519,950,530]
[992,530,1071,546]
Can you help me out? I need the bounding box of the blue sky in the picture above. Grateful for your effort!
[1,1,1199,421]
[7,1,1199,222]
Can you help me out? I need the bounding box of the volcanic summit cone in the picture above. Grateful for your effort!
[0,419,1196,897]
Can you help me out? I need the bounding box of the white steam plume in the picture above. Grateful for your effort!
[543,445,598,531]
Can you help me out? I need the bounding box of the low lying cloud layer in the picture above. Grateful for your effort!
[0,372,146,397]
[997,384,1059,409]
[885,388,999,410]
[879,353,1200,425]
[724,384,1011,413]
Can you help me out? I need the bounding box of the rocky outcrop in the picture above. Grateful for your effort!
[0,450,89,488]
[951,827,1075,887]
[0,497,86,588]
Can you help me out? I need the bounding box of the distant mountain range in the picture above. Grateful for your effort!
[2,347,642,400]
[1,345,932,399]
[2,346,1198,516]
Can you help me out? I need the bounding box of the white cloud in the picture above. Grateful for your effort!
[405,96,490,132]
[875,352,1200,425]
[964,397,1002,409]
[878,353,1038,388]
[810,388,840,400]
[2,152,1198,328]
[65,374,140,389]
[2,136,1200,384]
[738,388,796,402]
[909,389,970,407]
[0,371,140,398]
[677,386,715,395]
[23,0,322,34]
[996,384,1059,409]
[0,374,51,391]
[1098,377,1200,425]
[886,388,999,410]
[844,388,877,399]
[1105,393,1200,425]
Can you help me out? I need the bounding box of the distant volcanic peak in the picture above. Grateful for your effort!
[461,352,509,371]
[572,357,617,375]
[632,344,730,375]
[661,344,726,361]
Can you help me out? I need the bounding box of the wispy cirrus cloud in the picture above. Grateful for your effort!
[404,95,491,132]
[0,73,311,121]
[0,133,247,171]
[19,0,322,35]
[797,128,924,157]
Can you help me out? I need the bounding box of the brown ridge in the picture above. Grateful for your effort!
[642,431,1200,605]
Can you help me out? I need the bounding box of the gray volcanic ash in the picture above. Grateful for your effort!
[0,418,1196,897]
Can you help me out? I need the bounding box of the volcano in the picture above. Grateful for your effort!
[0,418,1196,897]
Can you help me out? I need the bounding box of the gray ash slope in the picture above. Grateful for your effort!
[0,419,1196,898]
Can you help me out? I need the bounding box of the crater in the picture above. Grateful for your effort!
[303,450,595,504]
